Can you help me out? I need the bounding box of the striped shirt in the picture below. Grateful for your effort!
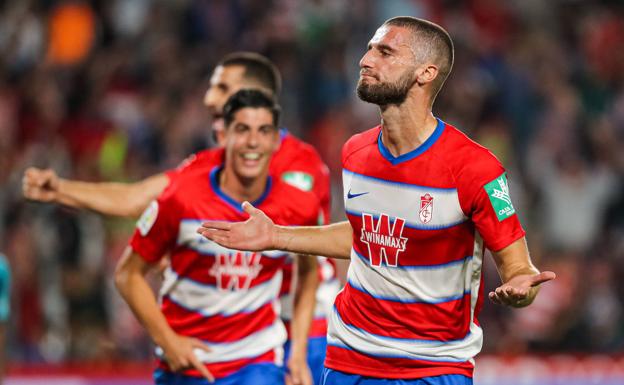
[325,118,525,379]
[131,164,319,379]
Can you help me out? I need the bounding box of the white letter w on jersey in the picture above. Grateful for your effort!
[210,251,263,291]
[360,213,408,267]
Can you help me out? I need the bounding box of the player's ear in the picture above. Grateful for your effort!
[415,64,439,86]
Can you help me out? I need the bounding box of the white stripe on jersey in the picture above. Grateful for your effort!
[342,169,467,230]
[348,249,472,303]
[178,220,288,258]
[156,320,286,364]
[327,307,483,362]
[162,268,283,317]
[467,231,485,366]
[315,278,342,318]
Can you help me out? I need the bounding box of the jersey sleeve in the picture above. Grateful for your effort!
[312,161,331,225]
[278,142,332,225]
[129,185,181,263]
[456,151,526,252]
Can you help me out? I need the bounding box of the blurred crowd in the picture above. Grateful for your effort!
[0,0,622,365]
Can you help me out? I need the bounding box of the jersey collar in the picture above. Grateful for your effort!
[209,166,272,213]
[377,117,445,165]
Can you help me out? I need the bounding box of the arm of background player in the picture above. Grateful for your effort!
[286,255,318,385]
[489,237,556,308]
[114,247,214,382]
[198,202,353,259]
[23,167,169,218]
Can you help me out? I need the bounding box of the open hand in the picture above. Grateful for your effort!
[22,167,60,202]
[489,271,556,307]
[197,201,276,251]
[161,332,214,382]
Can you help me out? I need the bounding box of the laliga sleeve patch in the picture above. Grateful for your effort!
[137,200,159,236]
[484,172,516,221]
[281,172,314,191]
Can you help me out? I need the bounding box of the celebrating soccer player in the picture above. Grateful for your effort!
[116,89,320,385]
[198,17,556,385]
[22,52,340,385]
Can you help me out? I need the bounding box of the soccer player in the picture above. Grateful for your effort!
[115,89,319,385]
[22,52,338,384]
[198,17,556,385]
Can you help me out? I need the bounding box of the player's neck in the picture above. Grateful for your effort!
[379,98,437,157]
[219,167,269,204]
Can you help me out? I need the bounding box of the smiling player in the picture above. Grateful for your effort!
[115,90,320,385]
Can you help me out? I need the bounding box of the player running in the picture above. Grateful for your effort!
[22,52,339,385]
[198,17,556,385]
[115,89,319,385]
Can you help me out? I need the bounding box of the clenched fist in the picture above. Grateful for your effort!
[22,167,61,202]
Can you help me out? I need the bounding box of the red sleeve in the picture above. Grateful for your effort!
[312,161,331,225]
[306,196,322,226]
[456,151,525,252]
[279,143,331,225]
[129,185,181,263]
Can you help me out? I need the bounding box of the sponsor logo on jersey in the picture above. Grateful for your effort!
[484,172,516,221]
[209,251,263,291]
[282,172,313,191]
[360,213,407,267]
[419,193,434,223]
[347,189,369,199]
[137,200,159,236]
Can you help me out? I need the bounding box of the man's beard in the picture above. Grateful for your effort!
[356,70,416,106]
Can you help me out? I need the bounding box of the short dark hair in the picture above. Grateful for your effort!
[223,89,281,127]
[218,52,282,97]
[383,17,454,99]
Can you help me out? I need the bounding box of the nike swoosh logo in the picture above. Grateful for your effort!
[347,190,369,199]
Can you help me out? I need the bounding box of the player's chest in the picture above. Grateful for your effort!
[343,163,465,226]
[173,217,287,291]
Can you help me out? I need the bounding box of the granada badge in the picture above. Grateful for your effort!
[419,193,434,223]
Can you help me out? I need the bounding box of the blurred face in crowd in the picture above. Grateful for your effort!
[223,107,279,182]
[204,65,247,132]
[357,25,420,105]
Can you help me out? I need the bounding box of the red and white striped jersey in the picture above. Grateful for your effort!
[131,163,319,379]
[166,129,339,338]
[272,132,339,338]
[326,118,525,379]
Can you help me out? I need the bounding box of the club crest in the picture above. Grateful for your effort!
[419,193,434,223]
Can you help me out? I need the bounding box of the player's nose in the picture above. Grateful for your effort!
[359,49,374,70]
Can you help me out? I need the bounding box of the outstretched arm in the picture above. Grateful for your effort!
[23,167,169,218]
[197,202,353,259]
[489,237,556,307]
[114,247,214,381]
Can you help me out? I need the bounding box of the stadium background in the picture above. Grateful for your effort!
[0,0,623,384]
